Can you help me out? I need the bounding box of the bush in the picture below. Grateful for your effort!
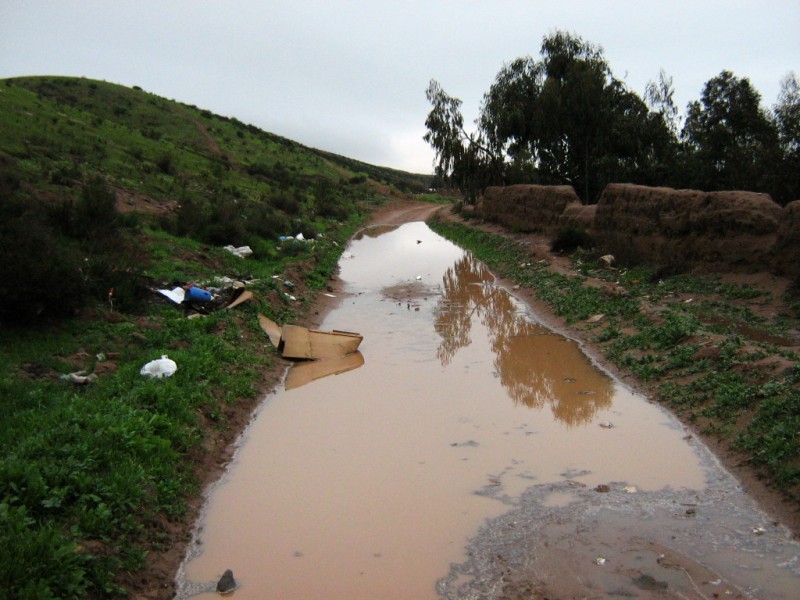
[0,197,87,323]
[551,225,593,254]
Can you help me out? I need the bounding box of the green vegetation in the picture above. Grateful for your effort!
[430,216,800,502]
[0,75,426,598]
[424,31,799,205]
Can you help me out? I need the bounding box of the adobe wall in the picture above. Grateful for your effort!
[477,184,582,237]
[774,200,800,277]
[594,184,783,273]
[476,183,796,276]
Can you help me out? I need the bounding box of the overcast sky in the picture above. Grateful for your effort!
[1,1,798,174]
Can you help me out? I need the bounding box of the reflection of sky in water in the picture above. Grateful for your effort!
[340,221,465,292]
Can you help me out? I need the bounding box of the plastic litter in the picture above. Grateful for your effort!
[158,287,185,304]
[185,286,212,302]
[60,371,97,385]
[599,420,615,429]
[223,244,253,258]
[140,355,177,378]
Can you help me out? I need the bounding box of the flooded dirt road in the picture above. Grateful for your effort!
[177,222,800,599]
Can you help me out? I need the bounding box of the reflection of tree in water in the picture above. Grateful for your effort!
[433,254,613,426]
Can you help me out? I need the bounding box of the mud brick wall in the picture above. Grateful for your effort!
[558,203,596,232]
[773,200,800,277]
[477,183,799,276]
[477,184,582,236]
[593,184,783,273]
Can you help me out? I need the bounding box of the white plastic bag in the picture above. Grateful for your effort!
[140,355,178,378]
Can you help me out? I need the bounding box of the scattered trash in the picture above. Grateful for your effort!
[60,371,97,385]
[258,314,362,360]
[752,526,767,535]
[216,569,237,594]
[158,287,186,304]
[323,293,336,298]
[224,290,253,310]
[599,420,614,428]
[140,355,177,378]
[223,244,253,258]
[600,254,615,267]
[157,285,212,304]
[415,275,423,281]
[585,313,604,323]
[624,485,638,493]
[185,286,212,303]
[595,557,606,566]
[279,233,308,243]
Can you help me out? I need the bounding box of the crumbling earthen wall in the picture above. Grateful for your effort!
[477,183,797,275]
[773,200,800,277]
[594,184,783,273]
[477,185,582,236]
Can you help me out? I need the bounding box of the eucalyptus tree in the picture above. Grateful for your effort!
[773,72,800,202]
[425,31,675,204]
[682,70,780,195]
[423,80,501,203]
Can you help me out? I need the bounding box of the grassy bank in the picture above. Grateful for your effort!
[0,214,364,599]
[429,216,800,507]
[0,75,429,599]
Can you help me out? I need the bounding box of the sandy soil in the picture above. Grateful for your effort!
[134,199,799,598]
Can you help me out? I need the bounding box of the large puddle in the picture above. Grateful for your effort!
[177,222,800,598]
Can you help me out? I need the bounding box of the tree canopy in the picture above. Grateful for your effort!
[424,31,799,205]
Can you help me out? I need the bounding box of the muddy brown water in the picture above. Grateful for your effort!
[176,222,800,599]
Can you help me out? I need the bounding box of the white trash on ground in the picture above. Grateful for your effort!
[140,355,178,378]
[223,245,253,258]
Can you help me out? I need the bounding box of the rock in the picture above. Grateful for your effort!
[216,569,237,594]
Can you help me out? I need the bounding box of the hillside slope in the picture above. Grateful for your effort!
[0,76,436,599]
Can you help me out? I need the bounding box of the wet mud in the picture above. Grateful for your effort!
[176,221,800,599]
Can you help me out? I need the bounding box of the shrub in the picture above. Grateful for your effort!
[551,225,593,253]
[0,197,87,323]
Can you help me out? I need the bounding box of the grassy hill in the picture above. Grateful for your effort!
[0,75,433,598]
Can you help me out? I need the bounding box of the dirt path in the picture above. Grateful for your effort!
[143,199,799,598]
